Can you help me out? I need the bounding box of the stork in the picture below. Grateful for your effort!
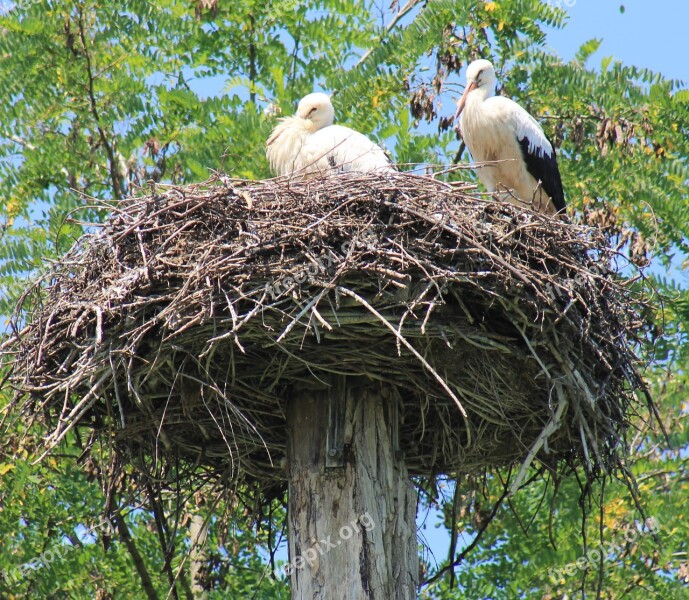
[266,92,394,177]
[454,59,565,215]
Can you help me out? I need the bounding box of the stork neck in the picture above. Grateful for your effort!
[302,118,321,133]
[283,115,319,135]
[469,84,493,106]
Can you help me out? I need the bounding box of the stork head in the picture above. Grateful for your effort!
[454,59,496,121]
[296,92,335,131]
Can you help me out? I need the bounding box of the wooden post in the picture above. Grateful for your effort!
[287,377,418,599]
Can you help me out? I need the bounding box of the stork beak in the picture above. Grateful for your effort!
[454,80,478,121]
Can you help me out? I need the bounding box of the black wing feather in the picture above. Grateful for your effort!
[517,135,566,213]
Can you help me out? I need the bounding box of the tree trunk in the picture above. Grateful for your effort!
[287,376,418,599]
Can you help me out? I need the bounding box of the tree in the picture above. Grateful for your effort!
[1,0,688,598]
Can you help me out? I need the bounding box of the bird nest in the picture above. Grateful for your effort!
[4,172,653,500]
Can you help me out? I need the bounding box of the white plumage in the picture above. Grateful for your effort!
[454,59,565,215]
[266,92,394,177]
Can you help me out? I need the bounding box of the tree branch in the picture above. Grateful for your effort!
[113,512,160,600]
[76,8,124,199]
[423,481,511,588]
[354,0,422,69]
[248,14,256,104]
[6,133,37,151]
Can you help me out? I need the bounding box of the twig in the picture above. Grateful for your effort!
[354,0,423,69]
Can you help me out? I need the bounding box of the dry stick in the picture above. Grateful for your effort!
[276,291,327,343]
[310,305,334,332]
[33,371,111,464]
[335,285,469,424]
[509,383,568,496]
[386,200,538,291]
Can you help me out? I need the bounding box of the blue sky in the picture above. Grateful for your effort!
[545,1,688,82]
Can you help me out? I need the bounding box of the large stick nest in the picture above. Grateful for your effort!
[5,172,653,497]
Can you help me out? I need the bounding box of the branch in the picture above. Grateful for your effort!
[509,385,568,496]
[144,479,183,600]
[336,285,469,423]
[113,512,160,600]
[289,32,301,84]
[77,8,124,199]
[248,14,256,104]
[452,141,466,165]
[354,0,422,69]
[423,481,511,587]
[5,133,37,151]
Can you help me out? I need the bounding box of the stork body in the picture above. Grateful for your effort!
[455,60,565,215]
[266,93,394,177]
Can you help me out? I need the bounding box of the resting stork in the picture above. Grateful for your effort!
[454,59,565,215]
[266,92,394,177]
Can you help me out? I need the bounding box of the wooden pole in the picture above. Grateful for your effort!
[287,376,418,599]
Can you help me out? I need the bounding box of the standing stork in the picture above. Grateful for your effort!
[454,59,566,215]
[266,92,395,177]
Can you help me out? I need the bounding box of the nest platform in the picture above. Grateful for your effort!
[5,172,651,497]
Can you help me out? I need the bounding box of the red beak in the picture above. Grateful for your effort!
[454,80,478,121]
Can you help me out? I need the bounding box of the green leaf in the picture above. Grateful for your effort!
[673,89,689,104]
[575,38,602,64]
[600,55,614,72]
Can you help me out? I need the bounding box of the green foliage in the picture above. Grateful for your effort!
[422,465,688,599]
[1,0,688,597]
[0,443,144,598]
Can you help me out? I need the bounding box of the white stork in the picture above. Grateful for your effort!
[454,59,566,215]
[266,92,394,177]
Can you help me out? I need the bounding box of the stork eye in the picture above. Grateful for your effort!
[308,107,317,116]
